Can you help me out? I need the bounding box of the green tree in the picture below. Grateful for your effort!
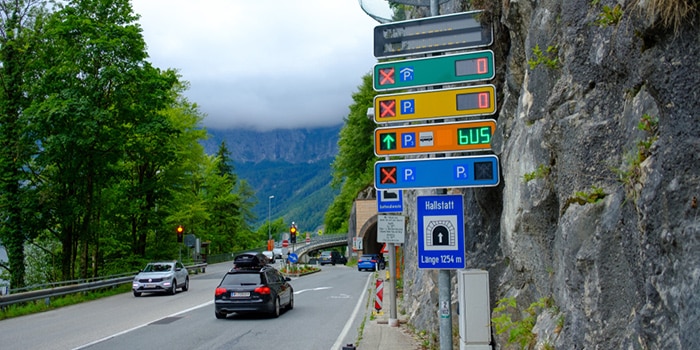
[325,73,378,232]
[0,0,48,288]
[26,0,181,279]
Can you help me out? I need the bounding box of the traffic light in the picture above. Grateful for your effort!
[290,224,297,244]
[176,225,184,243]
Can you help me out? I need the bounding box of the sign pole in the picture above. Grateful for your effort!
[388,242,398,327]
[439,269,452,350]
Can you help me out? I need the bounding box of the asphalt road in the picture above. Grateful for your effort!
[0,261,373,350]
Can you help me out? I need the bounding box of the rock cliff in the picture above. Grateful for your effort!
[399,1,699,349]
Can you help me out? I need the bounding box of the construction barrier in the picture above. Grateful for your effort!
[375,278,384,311]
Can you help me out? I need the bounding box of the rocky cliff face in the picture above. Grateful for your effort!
[400,1,699,349]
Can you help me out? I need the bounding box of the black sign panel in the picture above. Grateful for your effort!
[373,11,493,59]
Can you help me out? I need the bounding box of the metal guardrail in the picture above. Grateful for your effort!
[0,235,349,308]
[0,262,207,308]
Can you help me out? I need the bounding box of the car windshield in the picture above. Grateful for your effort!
[144,264,171,272]
[321,252,331,256]
[361,255,375,260]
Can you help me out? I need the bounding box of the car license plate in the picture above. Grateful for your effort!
[232,292,249,297]
[145,284,156,288]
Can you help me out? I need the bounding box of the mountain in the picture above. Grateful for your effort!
[202,125,342,163]
[202,125,343,233]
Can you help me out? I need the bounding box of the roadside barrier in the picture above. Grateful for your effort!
[374,278,384,312]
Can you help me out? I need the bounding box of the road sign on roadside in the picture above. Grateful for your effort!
[374,11,493,58]
[374,119,496,156]
[378,189,403,213]
[374,85,496,123]
[374,155,500,190]
[378,214,405,244]
[373,50,495,91]
[417,194,465,269]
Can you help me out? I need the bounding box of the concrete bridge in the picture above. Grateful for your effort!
[295,186,385,261]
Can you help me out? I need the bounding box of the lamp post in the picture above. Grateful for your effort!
[268,195,275,241]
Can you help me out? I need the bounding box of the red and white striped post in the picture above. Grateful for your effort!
[374,278,384,312]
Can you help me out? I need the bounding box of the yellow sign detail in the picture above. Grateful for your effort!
[374,85,496,123]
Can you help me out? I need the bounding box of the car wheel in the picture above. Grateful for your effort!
[182,277,189,292]
[287,293,294,310]
[170,279,177,295]
[272,297,280,318]
[215,311,227,319]
[133,290,141,297]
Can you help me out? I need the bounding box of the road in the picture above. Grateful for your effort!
[0,261,374,350]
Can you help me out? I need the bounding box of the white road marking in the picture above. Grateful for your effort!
[73,301,214,350]
[331,274,371,350]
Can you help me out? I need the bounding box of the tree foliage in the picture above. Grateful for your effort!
[0,0,260,286]
[325,73,378,232]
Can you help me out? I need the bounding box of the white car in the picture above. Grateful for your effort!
[132,261,189,297]
[262,250,276,263]
[273,247,287,259]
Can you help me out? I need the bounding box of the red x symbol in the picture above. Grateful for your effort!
[380,166,397,184]
[379,68,395,85]
[379,100,396,118]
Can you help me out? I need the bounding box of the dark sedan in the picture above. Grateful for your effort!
[214,256,293,318]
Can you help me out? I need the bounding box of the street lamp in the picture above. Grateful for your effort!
[268,195,275,241]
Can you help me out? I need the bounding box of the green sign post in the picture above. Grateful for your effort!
[374,50,494,91]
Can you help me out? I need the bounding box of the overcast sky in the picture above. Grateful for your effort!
[132,0,392,131]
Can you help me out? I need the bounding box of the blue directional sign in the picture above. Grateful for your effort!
[378,189,403,213]
[374,155,500,190]
[288,253,298,264]
[417,195,465,269]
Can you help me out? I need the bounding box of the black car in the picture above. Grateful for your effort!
[214,253,293,318]
[318,251,347,266]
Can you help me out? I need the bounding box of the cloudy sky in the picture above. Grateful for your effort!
[132,0,392,131]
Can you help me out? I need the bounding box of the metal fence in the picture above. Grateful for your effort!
[0,262,206,309]
[0,235,349,309]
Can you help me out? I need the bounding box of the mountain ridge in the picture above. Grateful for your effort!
[202,125,343,233]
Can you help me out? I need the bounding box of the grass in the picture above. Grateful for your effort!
[594,4,623,27]
[523,164,551,183]
[637,0,698,33]
[613,114,659,200]
[528,44,560,70]
[0,283,132,321]
[492,296,556,349]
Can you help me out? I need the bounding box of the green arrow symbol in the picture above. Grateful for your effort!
[382,133,396,150]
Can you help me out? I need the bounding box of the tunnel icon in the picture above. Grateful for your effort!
[423,215,458,251]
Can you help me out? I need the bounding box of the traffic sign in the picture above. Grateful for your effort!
[378,214,405,244]
[288,253,298,263]
[417,194,465,269]
[374,119,496,156]
[374,85,496,123]
[373,50,495,91]
[374,155,500,190]
[378,189,403,213]
[282,239,289,248]
[374,11,493,58]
